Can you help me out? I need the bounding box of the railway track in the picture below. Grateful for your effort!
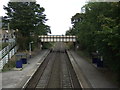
[24,42,82,89]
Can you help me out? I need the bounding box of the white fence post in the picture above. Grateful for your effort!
[0,45,18,71]
[0,51,2,59]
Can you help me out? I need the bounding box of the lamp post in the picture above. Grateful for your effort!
[5,30,8,42]
[6,23,9,38]
[7,23,10,60]
[29,41,33,58]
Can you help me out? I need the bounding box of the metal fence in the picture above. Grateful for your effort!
[0,43,18,70]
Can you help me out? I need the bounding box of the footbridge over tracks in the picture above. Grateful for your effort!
[38,35,76,42]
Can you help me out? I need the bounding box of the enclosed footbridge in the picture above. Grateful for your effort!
[39,35,76,42]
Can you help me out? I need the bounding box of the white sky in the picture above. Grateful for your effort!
[0,0,87,35]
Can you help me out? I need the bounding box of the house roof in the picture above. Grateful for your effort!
[0,29,13,34]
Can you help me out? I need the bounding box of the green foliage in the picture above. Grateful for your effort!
[42,42,52,49]
[2,60,16,72]
[3,2,51,50]
[66,2,120,79]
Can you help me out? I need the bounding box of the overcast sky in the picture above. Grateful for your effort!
[0,0,87,35]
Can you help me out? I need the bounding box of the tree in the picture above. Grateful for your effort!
[3,2,51,50]
[66,2,120,80]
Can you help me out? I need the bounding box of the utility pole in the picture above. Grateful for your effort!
[8,23,10,31]
[29,41,33,58]
[7,23,10,60]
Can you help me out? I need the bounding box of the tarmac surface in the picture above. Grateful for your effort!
[69,50,118,88]
[0,49,119,89]
[1,50,49,88]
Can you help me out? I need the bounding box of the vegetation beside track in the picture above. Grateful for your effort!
[66,2,120,83]
[2,55,16,72]
[2,2,51,51]
[67,43,120,86]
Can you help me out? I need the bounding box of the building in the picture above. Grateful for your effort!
[0,29,15,43]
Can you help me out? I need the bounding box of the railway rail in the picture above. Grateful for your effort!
[23,42,82,89]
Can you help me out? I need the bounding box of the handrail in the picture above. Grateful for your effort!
[0,42,16,59]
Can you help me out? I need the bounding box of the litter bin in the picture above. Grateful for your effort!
[97,59,103,67]
[21,58,27,64]
[92,58,98,64]
[16,60,22,68]
[91,52,98,64]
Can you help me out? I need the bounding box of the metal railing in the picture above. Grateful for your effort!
[0,42,18,70]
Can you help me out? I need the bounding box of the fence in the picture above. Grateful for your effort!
[0,43,18,70]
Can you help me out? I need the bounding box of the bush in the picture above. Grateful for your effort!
[42,42,52,49]
[2,60,16,72]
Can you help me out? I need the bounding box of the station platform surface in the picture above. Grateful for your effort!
[1,49,119,89]
[1,50,49,88]
[68,50,118,88]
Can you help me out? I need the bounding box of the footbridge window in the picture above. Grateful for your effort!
[39,35,76,42]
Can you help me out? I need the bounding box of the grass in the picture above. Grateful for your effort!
[76,49,120,87]
[76,49,92,63]
[1,47,41,72]
[42,42,53,49]
[2,56,16,72]
[66,43,120,87]
[98,68,120,86]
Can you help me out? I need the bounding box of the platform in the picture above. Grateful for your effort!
[67,50,118,88]
[1,50,50,88]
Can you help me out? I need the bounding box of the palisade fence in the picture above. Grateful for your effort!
[0,42,18,70]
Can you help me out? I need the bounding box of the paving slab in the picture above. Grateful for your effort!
[69,50,118,88]
[0,50,49,89]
